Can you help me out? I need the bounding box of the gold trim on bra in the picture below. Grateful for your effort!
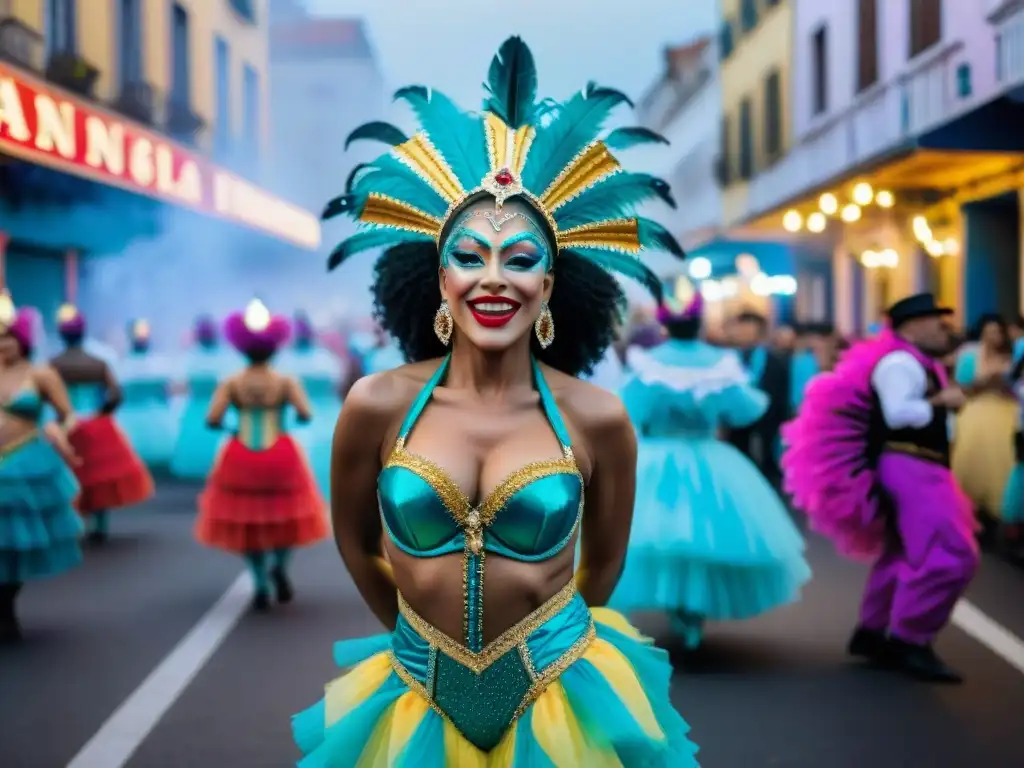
[396,579,578,673]
[0,429,39,459]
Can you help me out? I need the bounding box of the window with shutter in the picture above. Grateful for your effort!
[857,0,879,92]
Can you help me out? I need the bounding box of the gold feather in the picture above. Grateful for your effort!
[541,142,620,212]
[360,193,443,237]
[484,113,510,171]
[392,133,464,202]
[557,218,642,253]
[509,126,534,176]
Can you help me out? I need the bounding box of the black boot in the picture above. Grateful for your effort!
[251,590,271,612]
[889,637,963,684]
[847,626,892,663]
[271,567,294,604]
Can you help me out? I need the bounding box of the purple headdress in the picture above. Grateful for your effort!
[56,303,86,336]
[0,295,37,351]
[293,311,315,344]
[655,289,704,325]
[193,315,218,345]
[224,299,291,356]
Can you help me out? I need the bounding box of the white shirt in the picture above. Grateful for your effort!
[870,350,934,429]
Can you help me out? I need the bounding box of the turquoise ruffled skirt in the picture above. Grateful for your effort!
[170,397,226,480]
[1002,462,1024,525]
[612,436,810,621]
[292,586,699,766]
[118,397,177,469]
[0,433,83,583]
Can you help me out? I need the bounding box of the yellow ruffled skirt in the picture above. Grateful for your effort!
[292,584,699,766]
[952,393,1018,518]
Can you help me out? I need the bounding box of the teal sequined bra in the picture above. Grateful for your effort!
[2,383,43,424]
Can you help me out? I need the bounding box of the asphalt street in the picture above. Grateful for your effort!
[2,481,1024,767]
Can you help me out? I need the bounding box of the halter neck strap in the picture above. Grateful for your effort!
[395,354,572,447]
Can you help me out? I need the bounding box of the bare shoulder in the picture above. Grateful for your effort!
[540,364,630,438]
[345,358,444,420]
[32,363,61,387]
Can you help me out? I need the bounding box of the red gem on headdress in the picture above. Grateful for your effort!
[495,168,513,186]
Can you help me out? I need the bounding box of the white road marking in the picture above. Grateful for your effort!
[952,599,1024,676]
[66,572,252,768]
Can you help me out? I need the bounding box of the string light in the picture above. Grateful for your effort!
[841,204,862,222]
[875,190,895,207]
[783,210,802,232]
[243,298,271,331]
[807,212,826,232]
[818,193,838,215]
[852,182,874,206]
[912,215,931,241]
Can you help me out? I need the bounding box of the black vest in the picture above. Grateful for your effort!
[871,365,950,466]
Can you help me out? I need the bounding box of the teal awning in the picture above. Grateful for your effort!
[685,239,797,277]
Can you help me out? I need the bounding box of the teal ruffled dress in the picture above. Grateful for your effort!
[0,387,83,583]
[116,351,177,470]
[611,340,810,648]
[170,346,238,481]
[278,344,341,499]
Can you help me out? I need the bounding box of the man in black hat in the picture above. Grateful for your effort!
[783,292,978,683]
[725,310,790,483]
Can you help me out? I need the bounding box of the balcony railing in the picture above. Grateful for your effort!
[744,41,974,222]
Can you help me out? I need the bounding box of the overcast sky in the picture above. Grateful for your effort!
[306,0,718,106]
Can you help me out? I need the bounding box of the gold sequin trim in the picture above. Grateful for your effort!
[540,141,621,212]
[385,439,471,522]
[884,441,947,464]
[359,194,443,238]
[478,448,582,524]
[397,579,578,673]
[557,218,643,253]
[518,643,539,682]
[392,133,464,202]
[0,429,39,459]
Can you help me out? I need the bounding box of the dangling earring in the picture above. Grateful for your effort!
[434,300,453,346]
[534,302,555,349]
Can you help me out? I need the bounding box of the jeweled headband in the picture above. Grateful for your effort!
[322,36,685,299]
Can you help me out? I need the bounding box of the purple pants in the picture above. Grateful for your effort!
[858,452,979,645]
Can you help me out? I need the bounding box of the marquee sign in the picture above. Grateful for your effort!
[0,60,320,250]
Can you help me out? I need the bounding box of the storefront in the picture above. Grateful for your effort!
[0,56,319,340]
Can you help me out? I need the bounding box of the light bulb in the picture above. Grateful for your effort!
[782,210,802,232]
[943,238,959,255]
[880,248,899,267]
[860,250,879,268]
[0,294,14,326]
[852,182,873,206]
[912,216,931,242]
[841,204,862,222]
[750,272,771,296]
[807,212,826,233]
[688,257,712,280]
[243,298,271,331]
[56,303,77,323]
[875,190,894,208]
[925,240,944,257]
[818,193,838,215]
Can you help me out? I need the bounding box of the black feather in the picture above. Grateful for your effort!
[344,163,372,192]
[344,121,409,151]
[584,82,634,108]
[321,195,357,221]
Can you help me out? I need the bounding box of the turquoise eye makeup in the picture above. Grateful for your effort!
[500,231,550,271]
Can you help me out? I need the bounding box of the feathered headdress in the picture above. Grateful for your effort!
[56,303,85,335]
[224,298,290,355]
[324,36,683,299]
[656,291,704,325]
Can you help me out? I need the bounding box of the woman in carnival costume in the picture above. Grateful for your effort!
[279,311,340,498]
[950,313,1017,525]
[116,319,178,472]
[0,297,83,641]
[51,305,154,543]
[783,293,977,683]
[195,299,328,611]
[611,288,810,649]
[170,315,236,480]
[292,36,699,767]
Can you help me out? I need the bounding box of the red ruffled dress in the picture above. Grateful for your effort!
[69,414,154,515]
[195,405,328,553]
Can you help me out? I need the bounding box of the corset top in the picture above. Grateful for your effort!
[236,405,286,450]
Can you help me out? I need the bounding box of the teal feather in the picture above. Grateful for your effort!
[344,121,409,150]
[637,218,685,258]
[327,229,431,271]
[604,126,669,150]
[481,36,538,128]
[585,81,634,108]
[570,247,664,301]
[393,85,488,189]
[345,163,372,192]
[348,156,450,217]
[554,172,675,229]
[322,195,355,220]
[521,86,632,192]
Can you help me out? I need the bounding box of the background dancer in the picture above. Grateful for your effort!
[784,293,977,683]
[277,311,339,498]
[170,315,236,480]
[194,299,328,612]
[725,311,789,483]
[612,289,809,649]
[291,36,698,765]
[51,305,153,544]
[116,319,177,473]
[0,298,82,641]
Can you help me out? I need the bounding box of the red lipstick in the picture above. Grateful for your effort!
[466,296,522,328]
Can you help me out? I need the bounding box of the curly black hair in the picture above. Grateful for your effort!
[372,242,626,377]
[664,317,700,341]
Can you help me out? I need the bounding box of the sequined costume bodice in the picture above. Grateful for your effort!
[66,383,106,416]
[2,384,43,424]
[378,355,583,651]
[235,406,286,450]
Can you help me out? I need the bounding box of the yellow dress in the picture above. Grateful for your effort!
[951,347,1018,519]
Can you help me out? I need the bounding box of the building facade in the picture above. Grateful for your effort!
[266,13,386,318]
[727,0,1024,333]
[0,0,318,343]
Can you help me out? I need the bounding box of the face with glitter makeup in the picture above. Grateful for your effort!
[438,197,554,353]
